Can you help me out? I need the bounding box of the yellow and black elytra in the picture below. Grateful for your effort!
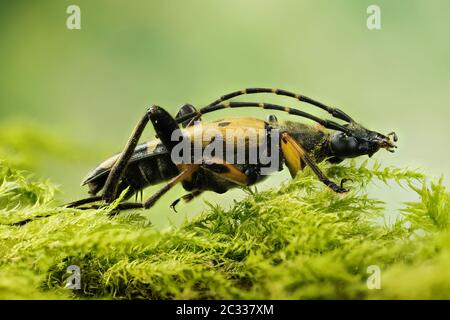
[67,88,398,212]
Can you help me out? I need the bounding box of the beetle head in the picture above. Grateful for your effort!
[330,122,397,161]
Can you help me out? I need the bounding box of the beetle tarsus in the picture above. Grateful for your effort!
[340,178,353,190]
[329,182,349,193]
[170,199,181,213]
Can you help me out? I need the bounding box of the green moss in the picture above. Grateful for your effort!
[0,159,449,299]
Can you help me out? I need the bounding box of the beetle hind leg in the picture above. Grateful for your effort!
[65,195,103,208]
[101,107,157,203]
[102,105,184,204]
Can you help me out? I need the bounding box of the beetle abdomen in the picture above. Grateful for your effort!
[82,140,178,198]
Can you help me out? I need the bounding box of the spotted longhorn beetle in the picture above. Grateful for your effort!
[67,88,398,211]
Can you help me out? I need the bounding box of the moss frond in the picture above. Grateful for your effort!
[0,159,449,299]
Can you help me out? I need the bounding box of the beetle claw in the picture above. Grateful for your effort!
[335,178,353,192]
[170,199,180,213]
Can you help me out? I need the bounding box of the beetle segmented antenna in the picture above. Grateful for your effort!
[205,88,354,123]
[175,102,352,135]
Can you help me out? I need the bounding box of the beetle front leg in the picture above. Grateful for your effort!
[280,132,349,193]
[302,153,350,193]
[143,165,199,209]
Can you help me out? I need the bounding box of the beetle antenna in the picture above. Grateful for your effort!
[205,88,354,123]
[175,101,352,135]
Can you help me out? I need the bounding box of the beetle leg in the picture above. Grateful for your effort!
[202,160,252,186]
[103,105,184,203]
[70,202,144,215]
[303,153,350,193]
[175,104,201,128]
[65,195,103,208]
[170,190,203,212]
[102,107,157,203]
[280,132,305,178]
[136,105,205,209]
[180,158,257,197]
[143,165,199,209]
[280,132,349,193]
[65,197,144,211]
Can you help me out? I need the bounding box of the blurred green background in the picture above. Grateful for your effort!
[1,0,449,229]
